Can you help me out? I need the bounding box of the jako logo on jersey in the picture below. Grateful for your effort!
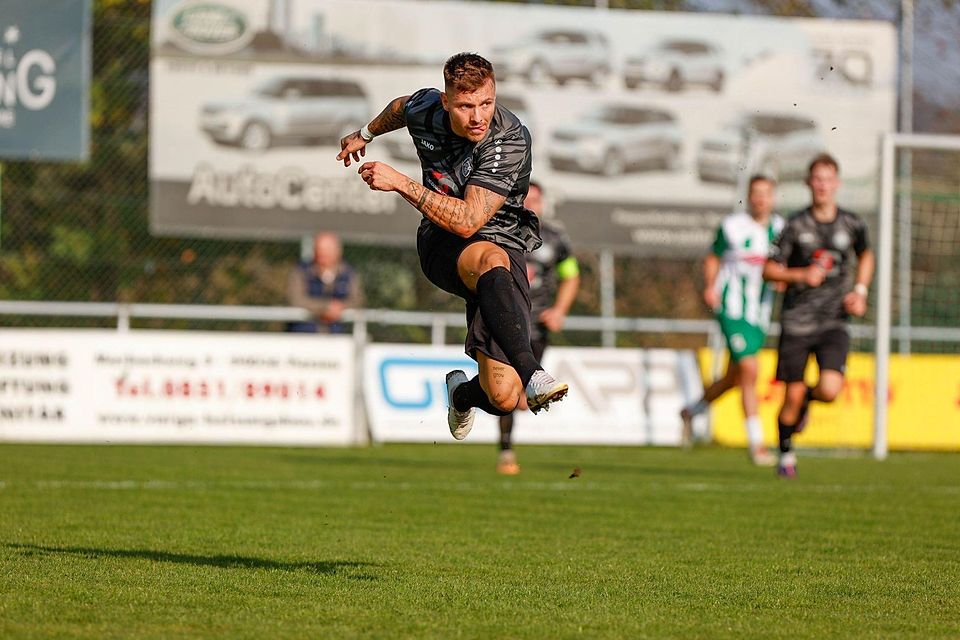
[418,138,435,151]
[0,25,57,128]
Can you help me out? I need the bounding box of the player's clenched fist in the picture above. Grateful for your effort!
[703,287,720,311]
[842,290,867,317]
[803,264,826,288]
[358,161,402,192]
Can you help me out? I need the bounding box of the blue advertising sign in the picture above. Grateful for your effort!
[0,0,91,161]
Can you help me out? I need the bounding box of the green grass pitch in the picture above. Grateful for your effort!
[1,443,958,639]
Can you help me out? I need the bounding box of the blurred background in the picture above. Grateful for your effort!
[0,0,957,352]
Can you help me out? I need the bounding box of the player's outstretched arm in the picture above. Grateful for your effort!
[337,95,410,167]
[356,161,504,238]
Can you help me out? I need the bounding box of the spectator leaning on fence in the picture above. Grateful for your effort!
[286,232,362,334]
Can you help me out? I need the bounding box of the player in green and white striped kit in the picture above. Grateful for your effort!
[682,175,784,466]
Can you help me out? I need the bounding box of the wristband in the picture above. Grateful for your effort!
[854,283,868,297]
[359,125,375,142]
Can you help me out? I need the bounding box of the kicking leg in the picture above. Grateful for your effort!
[458,242,566,413]
[458,242,539,385]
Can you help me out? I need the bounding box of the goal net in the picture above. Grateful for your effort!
[874,133,960,458]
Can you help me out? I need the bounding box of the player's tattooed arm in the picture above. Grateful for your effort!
[399,183,505,238]
[338,96,410,167]
[356,161,504,236]
[367,96,411,136]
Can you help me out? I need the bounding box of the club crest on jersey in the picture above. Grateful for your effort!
[832,230,851,251]
[798,231,817,246]
[460,157,473,178]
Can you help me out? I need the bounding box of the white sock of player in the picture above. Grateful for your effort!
[685,399,709,416]
[745,415,764,450]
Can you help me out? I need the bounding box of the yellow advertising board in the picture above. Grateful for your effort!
[699,349,960,451]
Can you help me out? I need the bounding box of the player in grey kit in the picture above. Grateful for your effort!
[763,153,874,477]
[337,53,569,441]
[496,181,580,475]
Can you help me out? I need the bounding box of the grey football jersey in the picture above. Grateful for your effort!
[403,88,540,252]
[770,207,870,335]
[527,220,574,319]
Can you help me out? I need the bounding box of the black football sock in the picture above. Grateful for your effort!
[805,386,816,403]
[778,419,796,453]
[475,267,540,387]
[498,413,514,451]
[452,375,512,417]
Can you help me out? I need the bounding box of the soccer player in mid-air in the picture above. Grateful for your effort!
[496,181,580,475]
[336,53,569,440]
[681,175,783,466]
[763,153,874,477]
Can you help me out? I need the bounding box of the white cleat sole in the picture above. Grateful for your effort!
[527,382,568,415]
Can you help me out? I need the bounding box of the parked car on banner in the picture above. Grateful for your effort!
[548,104,682,176]
[383,93,536,163]
[697,112,822,183]
[492,29,611,86]
[623,39,725,92]
[200,76,369,151]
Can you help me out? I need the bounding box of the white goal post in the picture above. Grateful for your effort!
[874,132,960,460]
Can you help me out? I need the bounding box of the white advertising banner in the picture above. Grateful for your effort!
[150,0,896,255]
[0,330,356,445]
[363,344,704,445]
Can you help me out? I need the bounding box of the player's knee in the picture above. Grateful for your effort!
[476,248,510,275]
[738,358,758,380]
[817,386,840,403]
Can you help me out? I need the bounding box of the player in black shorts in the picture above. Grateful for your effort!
[336,53,569,441]
[763,153,874,477]
[496,181,580,474]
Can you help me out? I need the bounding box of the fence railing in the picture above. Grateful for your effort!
[1,300,959,344]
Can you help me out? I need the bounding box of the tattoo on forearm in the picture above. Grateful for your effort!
[481,189,499,217]
[412,182,429,209]
[368,96,409,136]
[399,182,504,237]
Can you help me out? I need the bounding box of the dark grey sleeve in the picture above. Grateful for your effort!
[467,130,529,197]
[770,220,795,265]
[403,88,437,130]
[853,216,870,255]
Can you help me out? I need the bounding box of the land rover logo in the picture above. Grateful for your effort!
[169,1,253,56]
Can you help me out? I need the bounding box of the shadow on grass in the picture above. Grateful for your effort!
[6,544,379,580]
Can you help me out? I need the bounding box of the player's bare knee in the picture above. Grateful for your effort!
[817,386,840,403]
[476,247,510,275]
